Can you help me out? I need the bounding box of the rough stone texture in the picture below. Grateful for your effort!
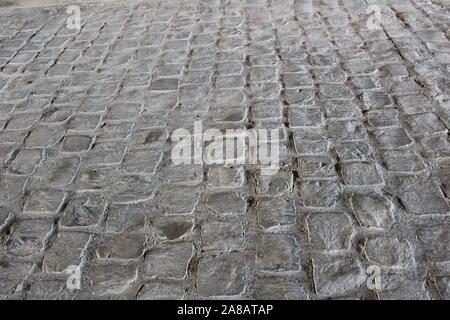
[0,0,449,300]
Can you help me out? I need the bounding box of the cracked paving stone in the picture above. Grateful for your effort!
[334,141,375,162]
[290,107,324,128]
[406,112,447,136]
[323,100,360,119]
[375,127,413,149]
[361,91,393,110]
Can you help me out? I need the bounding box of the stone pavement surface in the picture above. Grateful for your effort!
[0,0,449,300]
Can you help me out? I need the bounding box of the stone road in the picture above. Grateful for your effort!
[0,0,449,300]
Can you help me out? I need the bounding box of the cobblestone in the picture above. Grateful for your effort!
[0,0,449,300]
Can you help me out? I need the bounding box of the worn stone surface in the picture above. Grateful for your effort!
[0,0,449,300]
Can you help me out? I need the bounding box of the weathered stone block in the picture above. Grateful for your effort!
[312,253,365,297]
[159,185,200,214]
[207,166,244,189]
[85,262,138,296]
[398,176,448,215]
[341,162,383,186]
[151,215,193,240]
[257,197,296,230]
[8,149,42,175]
[197,253,247,297]
[364,236,414,268]
[256,171,293,196]
[5,219,52,257]
[24,190,65,215]
[350,194,393,228]
[105,202,146,233]
[206,192,246,215]
[144,242,193,279]
[0,258,33,296]
[298,180,342,208]
[255,275,308,299]
[43,232,90,273]
[256,234,300,272]
[96,233,146,260]
[297,155,335,178]
[307,212,353,251]
[201,217,245,251]
[328,120,367,141]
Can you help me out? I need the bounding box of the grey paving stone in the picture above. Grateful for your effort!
[197,252,247,297]
[307,212,353,251]
[42,232,90,273]
[398,176,449,215]
[4,219,52,257]
[363,236,414,268]
[144,241,193,279]
[349,194,394,229]
[84,262,138,296]
[312,253,365,297]
[0,0,448,300]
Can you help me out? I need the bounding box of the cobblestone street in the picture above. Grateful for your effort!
[0,0,449,300]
